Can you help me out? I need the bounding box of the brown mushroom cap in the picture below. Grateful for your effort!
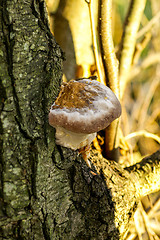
[49,79,121,134]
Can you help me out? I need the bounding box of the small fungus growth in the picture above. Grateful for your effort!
[49,79,121,167]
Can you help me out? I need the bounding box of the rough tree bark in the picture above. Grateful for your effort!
[0,1,160,240]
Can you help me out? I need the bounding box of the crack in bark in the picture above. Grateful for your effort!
[41,85,49,148]
[29,142,39,199]
[31,0,64,64]
[0,89,6,217]
[2,0,23,124]
[31,0,51,33]
[41,208,51,240]
[0,77,7,113]
[14,119,39,200]
[15,116,40,142]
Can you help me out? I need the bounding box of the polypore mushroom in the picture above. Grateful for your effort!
[49,79,121,155]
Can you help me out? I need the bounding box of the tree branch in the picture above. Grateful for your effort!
[118,0,146,98]
[98,0,120,161]
[125,149,160,198]
[99,0,119,96]
[128,52,160,81]
[90,148,160,237]
[137,10,160,39]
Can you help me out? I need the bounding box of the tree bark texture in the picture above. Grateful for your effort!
[0,1,160,240]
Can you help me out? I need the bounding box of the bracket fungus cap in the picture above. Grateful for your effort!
[49,79,121,150]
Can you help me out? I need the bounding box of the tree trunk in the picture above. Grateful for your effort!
[0,1,160,240]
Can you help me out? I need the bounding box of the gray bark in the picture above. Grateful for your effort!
[0,1,160,240]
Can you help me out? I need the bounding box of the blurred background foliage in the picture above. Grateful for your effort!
[46,0,160,239]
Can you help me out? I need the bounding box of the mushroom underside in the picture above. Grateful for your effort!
[55,126,97,150]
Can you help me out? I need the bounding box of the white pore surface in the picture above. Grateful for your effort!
[50,80,118,133]
[55,126,96,150]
